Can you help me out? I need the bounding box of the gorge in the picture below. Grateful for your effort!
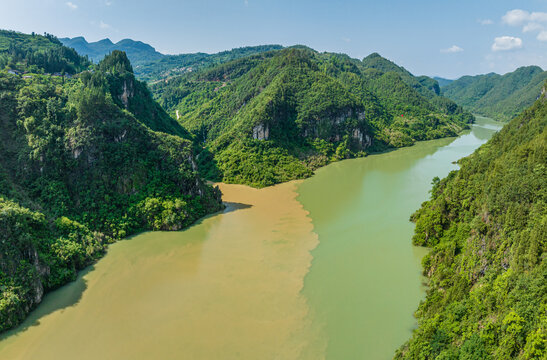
[0,117,501,359]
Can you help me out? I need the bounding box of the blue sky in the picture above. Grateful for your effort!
[2,0,547,78]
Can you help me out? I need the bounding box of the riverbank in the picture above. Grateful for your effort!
[0,182,324,360]
[296,116,502,359]
[0,118,502,359]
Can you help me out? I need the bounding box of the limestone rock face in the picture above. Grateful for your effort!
[120,80,134,109]
[352,128,372,147]
[252,123,270,140]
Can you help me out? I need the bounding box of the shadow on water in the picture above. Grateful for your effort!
[0,265,94,342]
[223,202,252,213]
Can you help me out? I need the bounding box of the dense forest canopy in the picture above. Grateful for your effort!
[151,47,473,187]
[0,30,91,74]
[0,31,222,332]
[3,29,544,360]
[442,66,547,121]
[59,36,283,83]
[397,84,547,359]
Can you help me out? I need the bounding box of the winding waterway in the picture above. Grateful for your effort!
[0,117,500,359]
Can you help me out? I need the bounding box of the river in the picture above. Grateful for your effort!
[0,117,501,359]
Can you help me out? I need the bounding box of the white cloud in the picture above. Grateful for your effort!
[502,9,547,33]
[342,37,351,43]
[105,0,112,5]
[441,45,464,53]
[523,22,544,33]
[99,21,111,29]
[538,31,547,42]
[479,19,494,25]
[502,9,530,26]
[66,1,77,10]
[244,0,248,6]
[491,36,523,51]
[530,12,547,23]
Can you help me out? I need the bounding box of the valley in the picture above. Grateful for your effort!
[0,27,545,360]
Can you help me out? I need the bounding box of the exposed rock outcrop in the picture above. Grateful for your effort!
[252,123,270,140]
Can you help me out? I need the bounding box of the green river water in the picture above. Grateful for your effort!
[0,117,501,359]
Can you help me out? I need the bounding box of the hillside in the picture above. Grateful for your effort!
[397,86,546,358]
[60,36,283,82]
[442,66,547,121]
[0,32,223,332]
[60,36,163,65]
[362,52,441,97]
[434,76,454,87]
[0,30,91,74]
[152,47,473,187]
[135,45,284,82]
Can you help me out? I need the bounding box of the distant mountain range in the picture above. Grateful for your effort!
[59,37,547,122]
[60,36,163,65]
[438,66,547,121]
[60,37,283,82]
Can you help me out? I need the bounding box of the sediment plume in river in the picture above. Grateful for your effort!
[0,183,324,360]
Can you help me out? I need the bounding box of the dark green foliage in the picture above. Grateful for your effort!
[0,30,91,74]
[442,66,547,121]
[362,52,441,98]
[434,77,454,88]
[0,34,222,333]
[215,140,313,187]
[134,45,284,82]
[152,48,472,187]
[397,88,547,359]
[79,50,189,138]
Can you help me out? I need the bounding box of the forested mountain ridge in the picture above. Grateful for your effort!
[0,30,91,74]
[152,47,473,187]
[397,85,547,359]
[59,35,283,82]
[442,66,547,121]
[0,31,223,332]
[362,52,441,97]
[134,45,284,82]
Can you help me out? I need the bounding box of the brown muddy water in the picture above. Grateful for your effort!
[0,117,501,359]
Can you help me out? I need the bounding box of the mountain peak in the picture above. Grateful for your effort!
[96,38,114,46]
[364,52,383,60]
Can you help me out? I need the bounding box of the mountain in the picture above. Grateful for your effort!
[442,66,547,121]
[134,45,284,82]
[361,53,464,117]
[0,30,91,74]
[60,36,283,82]
[433,76,454,87]
[397,84,547,359]
[0,31,222,332]
[152,47,474,187]
[60,36,164,65]
[362,52,441,97]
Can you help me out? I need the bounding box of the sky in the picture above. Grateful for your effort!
[1,0,547,78]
